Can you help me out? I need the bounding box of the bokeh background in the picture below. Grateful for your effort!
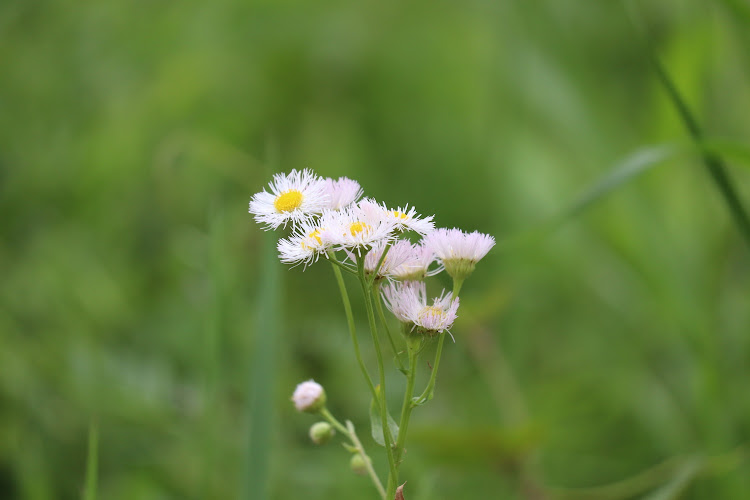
[2,0,749,498]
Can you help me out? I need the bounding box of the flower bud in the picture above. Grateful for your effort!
[291,380,326,413]
[309,422,334,445]
[349,454,369,476]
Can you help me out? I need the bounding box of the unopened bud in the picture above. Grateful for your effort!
[349,454,369,476]
[291,380,326,413]
[309,422,334,445]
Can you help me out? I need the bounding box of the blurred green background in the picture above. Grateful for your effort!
[2,0,749,498]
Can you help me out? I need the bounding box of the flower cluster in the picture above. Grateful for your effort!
[249,168,495,498]
[249,169,493,282]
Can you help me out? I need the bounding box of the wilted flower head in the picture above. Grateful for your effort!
[292,380,326,413]
[423,228,495,280]
[324,177,363,210]
[249,169,329,230]
[382,281,459,336]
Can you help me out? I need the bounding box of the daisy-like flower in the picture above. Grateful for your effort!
[324,177,363,210]
[318,201,398,254]
[249,169,329,230]
[423,228,495,280]
[382,281,459,336]
[277,217,333,268]
[292,380,327,413]
[359,198,435,235]
[357,239,415,281]
[390,242,440,281]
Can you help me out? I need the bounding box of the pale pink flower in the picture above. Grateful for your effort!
[382,281,459,335]
[292,380,326,413]
[323,177,363,210]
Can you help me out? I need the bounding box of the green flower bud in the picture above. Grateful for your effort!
[308,422,334,445]
[349,454,369,476]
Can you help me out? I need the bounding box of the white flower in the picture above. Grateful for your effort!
[423,228,495,280]
[382,281,459,335]
[324,177,363,210]
[318,202,398,253]
[390,242,440,281]
[292,380,326,413]
[249,169,329,230]
[277,218,333,268]
[358,198,435,235]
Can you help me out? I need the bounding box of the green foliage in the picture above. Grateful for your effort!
[1,0,749,498]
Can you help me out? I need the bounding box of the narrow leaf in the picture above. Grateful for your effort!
[370,391,399,447]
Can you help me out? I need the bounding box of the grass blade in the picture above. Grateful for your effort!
[82,421,98,500]
[625,0,750,248]
[642,457,703,500]
[243,144,282,500]
[558,144,680,221]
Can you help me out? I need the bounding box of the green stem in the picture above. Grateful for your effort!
[416,278,464,404]
[329,255,358,275]
[394,340,420,465]
[371,243,393,284]
[320,408,386,499]
[83,420,98,500]
[357,255,398,498]
[373,281,406,372]
[330,260,378,402]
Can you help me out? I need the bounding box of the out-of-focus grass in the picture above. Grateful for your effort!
[1,0,749,498]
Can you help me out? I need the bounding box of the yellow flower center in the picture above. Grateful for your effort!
[301,229,323,250]
[419,306,445,323]
[349,221,371,237]
[392,211,408,220]
[274,190,303,213]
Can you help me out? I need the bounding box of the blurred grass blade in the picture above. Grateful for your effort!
[243,143,282,500]
[642,457,703,500]
[700,140,750,170]
[558,144,680,221]
[243,230,281,500]
[83,421,98,500]
[625,0,750,247]
[501,144,682,251]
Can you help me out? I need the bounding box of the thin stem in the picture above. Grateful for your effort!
[330,260,378,402]
[357,255,398,497]
[373,281,406,372]
[394,340,420,465]
[319,408,386,499]
[329,255,358,275]
[416,278,464,404]
[371,243,393,285]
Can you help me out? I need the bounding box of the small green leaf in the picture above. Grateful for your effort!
[369,388,399,447]
[342,443,358,453]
